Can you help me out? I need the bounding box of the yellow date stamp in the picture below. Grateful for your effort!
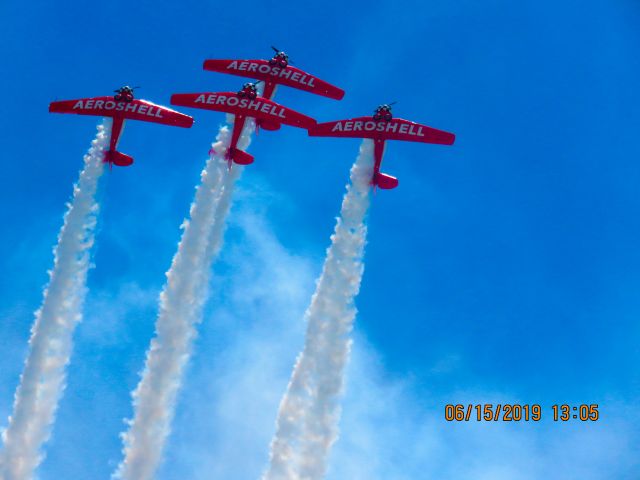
[444,404,599,422]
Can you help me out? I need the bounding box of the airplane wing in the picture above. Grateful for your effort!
[203,59,345,100]
[49,97,194,128]
[170,92,316,129]
[308,116,455,145]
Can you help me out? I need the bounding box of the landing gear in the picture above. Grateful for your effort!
[373,111,392,122]
[373,102,396,122]
[237,83,259,100]
[114,86,135,103]
[269,52,289,68]
[373,104,394,122]
[114,92,134,102]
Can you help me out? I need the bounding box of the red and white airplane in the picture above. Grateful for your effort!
[171,83,316,166]
[203,47,344,101]
[308,104,455,190]
[49,86,194,167]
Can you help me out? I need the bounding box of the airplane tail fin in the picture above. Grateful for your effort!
[105,150,134,167]
[231,148,254,166]
[374,172,399,190]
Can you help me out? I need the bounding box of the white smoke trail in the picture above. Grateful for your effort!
[0,121,110,480]
[263,140,374,480]
[113,116,255,480]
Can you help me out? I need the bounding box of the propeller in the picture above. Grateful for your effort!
[114,85,141,92]
[375,101,397,113]
[242,80,262,89]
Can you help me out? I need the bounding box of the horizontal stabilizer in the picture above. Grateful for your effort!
[106,150,134,167]
[258,119,281,131]
[232,149,254,165]
[375,172,398,190]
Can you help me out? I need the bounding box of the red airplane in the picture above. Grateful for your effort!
[203,47,344,101]
[308,104,455,190]
[49,86,194,167]
[171,83,316,166]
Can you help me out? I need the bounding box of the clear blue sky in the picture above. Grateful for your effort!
[0,0,639,478]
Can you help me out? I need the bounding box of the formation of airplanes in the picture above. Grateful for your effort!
[49,48,455,189]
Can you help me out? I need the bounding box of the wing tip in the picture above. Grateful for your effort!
[302,115,318,129]
[48,101,66,113]
[307,125,321,136]
[332,88,346,100]
[203,59,228,71]
[375,173,399,190]
[179,116,195,128]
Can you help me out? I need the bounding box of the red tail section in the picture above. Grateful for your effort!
[375,172,399,190]
[230,148,254,165]
[258,119,281,131]
[106,150,134,167]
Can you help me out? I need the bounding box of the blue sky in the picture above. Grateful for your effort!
[1,0,639,478]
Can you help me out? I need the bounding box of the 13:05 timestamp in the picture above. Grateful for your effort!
[552,404,599,421]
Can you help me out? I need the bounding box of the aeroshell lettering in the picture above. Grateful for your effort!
[71,99,164,118]
[194,94,287,119]
[226,60,315,88]
[330,120,425,137]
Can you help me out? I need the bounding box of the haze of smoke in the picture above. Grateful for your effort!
[0,121,110,480]
[113,116,255,480]
[263,140,374,480]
